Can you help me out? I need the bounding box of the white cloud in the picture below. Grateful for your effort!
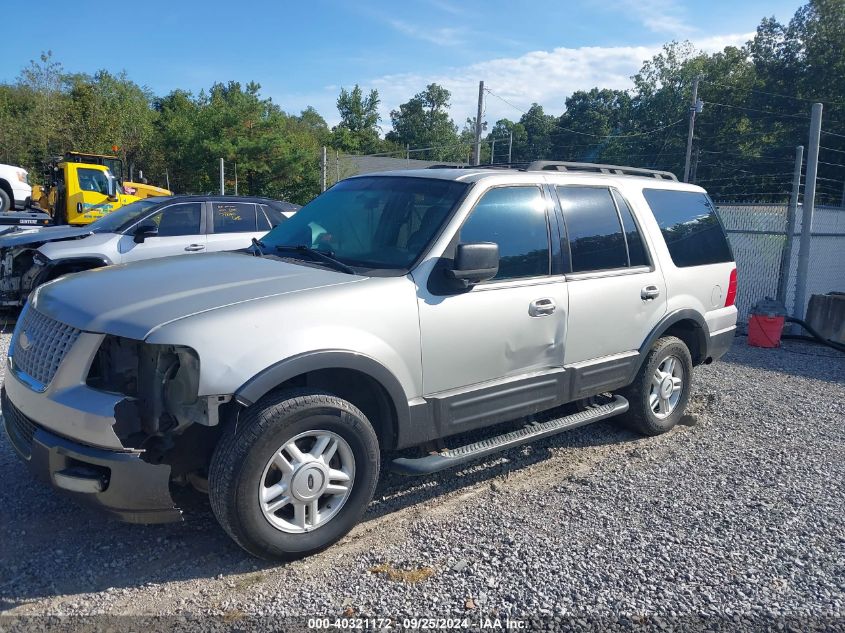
[280,32,753,131]
[386,19,470,47]
[365,33,753,128]
[611,0,695,35]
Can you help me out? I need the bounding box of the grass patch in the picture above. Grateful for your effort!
[369,563,435,584]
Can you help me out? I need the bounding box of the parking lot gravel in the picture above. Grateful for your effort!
[1,329,843,630]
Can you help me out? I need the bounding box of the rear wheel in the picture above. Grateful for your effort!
[209,390,380,560]
[622,336,693,436]
[0,189,10,212]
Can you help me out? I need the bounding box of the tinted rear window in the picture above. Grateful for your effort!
[642,189,733,267]
[557,186,627,272]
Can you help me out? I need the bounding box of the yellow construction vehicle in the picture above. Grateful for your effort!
[30,152,171,225]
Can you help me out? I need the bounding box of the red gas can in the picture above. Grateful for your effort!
[747,298,786,348]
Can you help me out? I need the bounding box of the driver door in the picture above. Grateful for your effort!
[413,185,569,436]
[117,201,206,263]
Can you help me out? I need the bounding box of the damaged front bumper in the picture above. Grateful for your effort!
[2,385,181,524]
[2,326,185,523]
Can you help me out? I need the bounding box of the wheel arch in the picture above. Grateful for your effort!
[36,255,111,285]
[634,310,709,377]
[0,178,13,208]
[234,350,411,450]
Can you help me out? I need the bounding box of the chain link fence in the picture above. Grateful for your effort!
[716,202,845,323]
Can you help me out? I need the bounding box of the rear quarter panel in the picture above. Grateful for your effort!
[622,182,738,338]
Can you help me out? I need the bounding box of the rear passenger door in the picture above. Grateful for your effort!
[556,185,666,382]
[206,201,264,252]
[118,201,206,263]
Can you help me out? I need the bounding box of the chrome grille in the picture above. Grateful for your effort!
[2,390,37,459]
[12,307,81,389]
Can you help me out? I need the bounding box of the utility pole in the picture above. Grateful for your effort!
[490,138,496,164]
[219,158,224,195]
[335,150,339,184]
[321,146,327,192]
[794,103,823,321]
[777,145,804,306]
[683,77,701,183]
[234,162,238,196]
[689,146,700,184]
[473,81,484,166]
[165,168,170,191]
[508,131,513,165]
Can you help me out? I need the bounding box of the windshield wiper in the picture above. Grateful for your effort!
[274,245,356,274]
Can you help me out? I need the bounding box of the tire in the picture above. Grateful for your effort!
[0,188,10,213]
[622,336,693,436]
[209,389,380,560]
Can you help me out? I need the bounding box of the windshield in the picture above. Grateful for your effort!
[260,177,468,269]
[90,198,167,233]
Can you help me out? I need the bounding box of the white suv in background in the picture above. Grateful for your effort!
[0,163,33,212]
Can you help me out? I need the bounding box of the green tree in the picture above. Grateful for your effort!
[387,83,462,160]
[330,85,382,154]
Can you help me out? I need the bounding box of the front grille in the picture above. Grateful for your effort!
[2,390,37,459]
[12,307,81,388]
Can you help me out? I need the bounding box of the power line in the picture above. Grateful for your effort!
[702,101,811,120]
[702,80,845,108]
[821,130,845,140]
[820,145,845,154]
[485,87,686,140]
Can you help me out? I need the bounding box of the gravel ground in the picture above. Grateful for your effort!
[1,331,843,631]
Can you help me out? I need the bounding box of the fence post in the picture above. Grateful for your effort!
[219,158,224,195]
[777,145,803,307]
[321,146,327,193]
[794,103,823,321]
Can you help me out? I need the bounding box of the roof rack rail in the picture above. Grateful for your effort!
[426,164,520,170]
[525,161,678,181]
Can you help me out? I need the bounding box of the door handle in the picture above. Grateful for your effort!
[641,285,661,301]
[184,244,206,252]
[529,297,556,317]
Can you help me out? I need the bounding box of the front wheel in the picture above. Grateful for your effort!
[209,390,380,560]
[622,336,693,436]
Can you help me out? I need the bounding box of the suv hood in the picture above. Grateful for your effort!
[34,252,362,339]
[0,225,94,249]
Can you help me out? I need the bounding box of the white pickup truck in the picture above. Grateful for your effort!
[0,163,33,212]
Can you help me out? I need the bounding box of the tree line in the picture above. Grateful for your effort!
[0,0,842,205]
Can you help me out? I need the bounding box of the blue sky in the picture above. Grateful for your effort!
[0,0,803,127]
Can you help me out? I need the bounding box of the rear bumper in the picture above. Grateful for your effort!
[706,326,736,363]
[2,387,181,524]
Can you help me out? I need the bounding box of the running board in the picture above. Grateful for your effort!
[390,395,629,476]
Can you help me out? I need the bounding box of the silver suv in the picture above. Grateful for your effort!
[2,162,737,559]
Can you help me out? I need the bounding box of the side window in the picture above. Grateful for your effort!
[77,168,109,194]
[146,202,202,237]
[257,205,273,230]
[460,186,549,280]
[642,189,733,267]
[612,190,650,268]
[558,186,627,272]
[213,202,257,233]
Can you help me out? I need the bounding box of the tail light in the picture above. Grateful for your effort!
[725,267,738,307]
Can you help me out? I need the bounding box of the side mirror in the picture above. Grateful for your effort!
[106,177,118,201]
[446,242,499,287]
[133,223,158,243]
